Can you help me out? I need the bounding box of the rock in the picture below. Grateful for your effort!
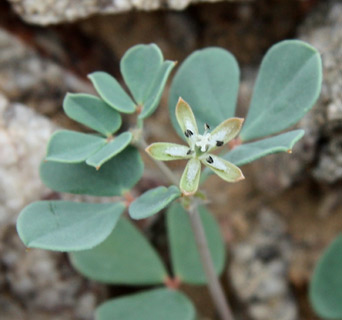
[0,28,93,116]
[0,94,55,231]
[230,209,298,320]
[299,0,342,183]
[0,95,108,320]
[1,226,107,320]
[8,0,248,25]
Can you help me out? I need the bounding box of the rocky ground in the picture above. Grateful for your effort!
[0,0,341,319]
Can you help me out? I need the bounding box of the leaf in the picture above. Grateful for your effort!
[201,130,305,182]
[224,129,305,166]
[240,40,322,141]
[70,217,168,285]
[129,186,181,220]
[169,47,240,139]
[40,146,143,196]
[139,60,176,119]
[63,93,122,137]
[96,288,196,320]
[46,130,106,163]
[167,203,226,284]
[88,72,136,114]
[120,44,163,104]
[310,234,342,319]
[86,132,132,169]
[16,201,125,251]
[179,158,201,196]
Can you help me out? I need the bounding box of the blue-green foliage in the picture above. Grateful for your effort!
[16,42,322,319]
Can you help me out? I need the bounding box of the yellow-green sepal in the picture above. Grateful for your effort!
[145,142,192,161]
[180,158,201,196]
[208,117,244,152]
[175,98,198,141]
[200,154,244,183]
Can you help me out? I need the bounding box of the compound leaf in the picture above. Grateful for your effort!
[129,186,181,220]
[240,40,322,141]
[96,288,196,320]
[70,217,168,285]
[167,203,226,284]
[139,60,176,119]
[40,146,143,196]
[88,72,136,114]
[121,44,162,104]
[169,47,240,139]
[224,129,305,165]
[201,130,304,182]
[63,93,121,137]
[17,201,125,251]
[46,130,106,163]
[121,44,175,119]
[86,132,132,169]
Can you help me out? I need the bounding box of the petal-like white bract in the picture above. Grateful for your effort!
[175,98,198,140]
[200,154,244,183]
[146,142,191,161]
[180,158,201,195]
[208,118,244,152]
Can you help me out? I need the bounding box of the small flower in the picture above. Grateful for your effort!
[146,98,245,195]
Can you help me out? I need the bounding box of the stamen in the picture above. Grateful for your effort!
[204,123,210,130]
[186,149,192,155]
[216,140,223,147]
[206,156,214,164]
[184,129,193,138]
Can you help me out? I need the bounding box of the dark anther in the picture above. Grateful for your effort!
[206,156,214,164]
[205,123,210,130]
[216,140,224,147]
[184,129,193,138]
[186,149,192,155]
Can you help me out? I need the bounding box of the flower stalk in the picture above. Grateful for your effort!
[141,97,244,320]
[188,203,235,320]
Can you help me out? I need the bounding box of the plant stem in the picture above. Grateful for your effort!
[137,133,235,320]
[137,138,179,186]
[188,204,235,320]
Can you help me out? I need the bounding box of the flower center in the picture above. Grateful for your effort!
[195,132,212,152]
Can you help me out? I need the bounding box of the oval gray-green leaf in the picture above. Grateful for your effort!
[167,203,226,284]
[17,201,125,251]
[129,186,181,220]
[96,288,196,320]
[46,130,106,163]
[310,234,342,319]
[63,93,122,137]
[120,44,163,104]
[70,217,168,285]
[88,72,136,113]
[169,47,240,139]
[40,146,143,196]
[201,130,305,182]
[240,40,322,141]
[86,132,132,169]
[139,60,176,119]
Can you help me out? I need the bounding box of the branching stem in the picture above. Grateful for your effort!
[136,134,235,320]
[187,204,235,320]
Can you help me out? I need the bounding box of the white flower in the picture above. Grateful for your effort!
[146,98,245,195]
